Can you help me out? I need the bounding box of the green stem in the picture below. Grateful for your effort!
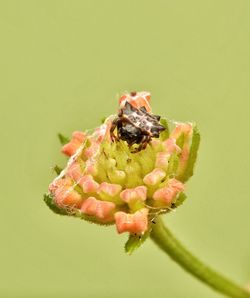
[150,217,250,298]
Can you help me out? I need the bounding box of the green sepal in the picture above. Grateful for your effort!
[172,192,187,209]
[43,193,68,215]
[176,132,185,149]
[125,229,151,255]
[178,125,200,183]
[53,165,63,175]
[160,117,170,141]
[166,153,179,176]
[58,133,70,145]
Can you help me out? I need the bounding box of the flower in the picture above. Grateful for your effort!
[45,91,200,252]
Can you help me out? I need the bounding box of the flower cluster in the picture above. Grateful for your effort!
[45,91,200,251]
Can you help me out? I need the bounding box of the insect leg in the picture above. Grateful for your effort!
[134,134,150,152]
[110,118,119,142]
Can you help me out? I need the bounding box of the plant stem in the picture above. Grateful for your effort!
[150,217,250,298]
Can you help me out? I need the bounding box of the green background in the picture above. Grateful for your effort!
[1,1,250,297]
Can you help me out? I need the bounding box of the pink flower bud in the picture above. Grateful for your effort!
[163,138,181,154]
[170,178,185,191]
[66,161,83,181]
[62,140,80,157]
[55,190,82,208]
[81,197,116,222]
[78,175,99,193]
[72,131,85,142]
[49,177,71,193]
[85,160,98,176]
[62,131,85,157]
[169,123,194,177]
[98,182,122,198]
[53,179,82,208]
[155,152,170,169]
[143,168,166,186]
[170,123,192,139]
[153,178,184,204]
[114,208,149,234]
[93,123,111,143]
[84,141,99,158]
[119,91,151,112]
[120,186,147,203]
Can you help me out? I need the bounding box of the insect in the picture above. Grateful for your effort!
[110,92,166,152]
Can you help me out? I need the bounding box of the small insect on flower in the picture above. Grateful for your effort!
[110,92,166,152]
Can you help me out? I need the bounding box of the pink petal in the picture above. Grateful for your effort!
[114,208,149,234]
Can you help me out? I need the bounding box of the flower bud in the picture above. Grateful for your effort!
[114,208,149,234]
[81,197,116,223]
[143,169,166,186]
[119,91,151,112]
[78,175,99,193]
[61,131,85,157]
[153,178,185,205]
[50,178,83,209]
[45,91,200,252]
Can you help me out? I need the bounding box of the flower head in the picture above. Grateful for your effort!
[45,91,200,253]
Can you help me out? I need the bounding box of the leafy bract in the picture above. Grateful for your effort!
[58,133,70,145]
[125,229,151,255]
[160,117,170,141]
[43,194,68,216]
[178,124,200,183]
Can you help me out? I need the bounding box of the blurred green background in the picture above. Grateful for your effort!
[1,1,250,297]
